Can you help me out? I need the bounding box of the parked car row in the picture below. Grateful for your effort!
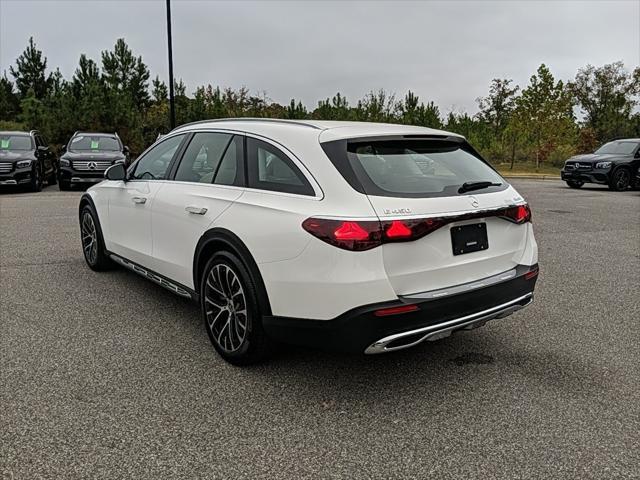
[2,129,640,194]
[0,130,130,191]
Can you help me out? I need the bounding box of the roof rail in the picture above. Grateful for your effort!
[171,117,321,133]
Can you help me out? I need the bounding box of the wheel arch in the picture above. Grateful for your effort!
[193,228,272,315]
[79,193,108,248]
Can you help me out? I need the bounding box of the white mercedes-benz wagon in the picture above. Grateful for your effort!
[80,119,539,364]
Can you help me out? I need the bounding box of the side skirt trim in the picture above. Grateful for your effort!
[107,252,196,300]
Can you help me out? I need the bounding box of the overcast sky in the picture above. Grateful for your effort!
[1,0,638,114]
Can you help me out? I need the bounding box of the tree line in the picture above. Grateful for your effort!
[1,37,639,169]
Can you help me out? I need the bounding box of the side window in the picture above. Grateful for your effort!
[246,137,314,196]
[174,132,232,183]
[131,134,185,180]
[213,135,242,186]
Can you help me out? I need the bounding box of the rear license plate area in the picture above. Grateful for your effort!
[451,223,488,256]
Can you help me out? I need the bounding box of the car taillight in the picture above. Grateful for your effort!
[301,218,382,251]
[302,204,531,251]
[501,204,532,224]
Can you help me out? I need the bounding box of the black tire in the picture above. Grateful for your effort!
[80,205,113,271]
[48,165,57,185]
[59,179,71,191]
[608,167,631,191]
[200,251,273,365]
[566,180,583,189]
[29,164,43,192]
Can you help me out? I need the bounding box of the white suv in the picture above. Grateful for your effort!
[80,119,538,364]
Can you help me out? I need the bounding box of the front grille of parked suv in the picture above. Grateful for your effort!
[0,163,13,173]
[72,161,113,171]
[566,162,592,171]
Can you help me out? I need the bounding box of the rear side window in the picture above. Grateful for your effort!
[323,139,505,198]
[246,137,314,196]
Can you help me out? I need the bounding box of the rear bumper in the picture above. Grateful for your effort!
[561,169,610,184]
[263,264,538,354]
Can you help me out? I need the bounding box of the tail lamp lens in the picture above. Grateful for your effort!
[302,204,531,251]
[301,218,382,251]
[502,204,532,224]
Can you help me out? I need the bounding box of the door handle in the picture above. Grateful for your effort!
[132,196,147,204]
[185,205,208,215]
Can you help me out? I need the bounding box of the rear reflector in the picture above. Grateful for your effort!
[373,304,419,317]
[302,203,531,251]
[524,267,539,280]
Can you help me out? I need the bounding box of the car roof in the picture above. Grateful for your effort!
[0,131,31,136]
[607,138,640,142]
[74,132,118,137]
[171,118,462,143]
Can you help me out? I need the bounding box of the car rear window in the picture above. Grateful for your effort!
[322,138,506,198]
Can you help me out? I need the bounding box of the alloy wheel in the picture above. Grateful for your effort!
[81,212,98,265]
[615,170,630,190]
[204,264,248,353]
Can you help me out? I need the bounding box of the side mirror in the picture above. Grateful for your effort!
[37,145,48,152]
[61,144,66,152]
[105,163,126,181]
[123,145,130,155]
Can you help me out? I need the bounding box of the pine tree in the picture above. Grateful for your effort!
[9,37,52,99]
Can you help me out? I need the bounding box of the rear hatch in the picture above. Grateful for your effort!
[322,136,530,296]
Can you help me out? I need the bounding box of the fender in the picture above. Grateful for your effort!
[193,228,272,315]
[78,193,108,245]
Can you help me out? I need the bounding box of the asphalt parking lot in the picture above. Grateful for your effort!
[1,180,639,479]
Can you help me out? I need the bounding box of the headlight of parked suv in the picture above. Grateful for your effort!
[60,158,70,167]
[16,160,32,168]
[595,161,612,169]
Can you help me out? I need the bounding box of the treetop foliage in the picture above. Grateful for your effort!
[1,37,638,169]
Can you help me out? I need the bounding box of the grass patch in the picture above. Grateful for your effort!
[492,162,561,176]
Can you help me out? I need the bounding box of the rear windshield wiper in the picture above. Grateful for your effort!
[458,181,502,194]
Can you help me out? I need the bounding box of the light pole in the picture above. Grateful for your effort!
[166,0,176,130]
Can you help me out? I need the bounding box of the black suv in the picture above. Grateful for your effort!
[561,139,640,191]
[59,132,129,190]
[0,130,58,191]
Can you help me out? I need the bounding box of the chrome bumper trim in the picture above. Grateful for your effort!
[364,293,533,354]
[71,177,104,183]
[0,179,17,185]
[402,268,518,300]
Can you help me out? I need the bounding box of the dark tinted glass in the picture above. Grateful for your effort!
[341,140,504,198]
[0,134,33,151]
[131,134,185,180]
[595,141,639,155]
[246,138,314,196]
[69,134,121,152]
[175,132,233,183]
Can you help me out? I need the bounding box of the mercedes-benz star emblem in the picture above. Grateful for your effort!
[469,196,479,208]
[88,162,97,170]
